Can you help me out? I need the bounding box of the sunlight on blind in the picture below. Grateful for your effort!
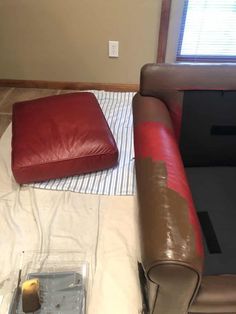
[179,0,236,57]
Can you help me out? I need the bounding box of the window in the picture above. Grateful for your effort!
[177,0,236,62]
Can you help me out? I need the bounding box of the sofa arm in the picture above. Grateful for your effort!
[189,275,236,313]
[133,94,204,313]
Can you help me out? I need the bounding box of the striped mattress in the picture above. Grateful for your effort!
[29,91,136,195]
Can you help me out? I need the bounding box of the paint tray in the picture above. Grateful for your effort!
[9,251,89,314]
[16,271,86,313]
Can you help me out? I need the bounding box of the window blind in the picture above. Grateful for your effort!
[177,0,236,62]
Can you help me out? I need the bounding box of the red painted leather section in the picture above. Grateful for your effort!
[134,121,204,256]
[167,102,182,142]
[12,92,118,184]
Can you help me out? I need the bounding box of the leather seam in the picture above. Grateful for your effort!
[13,150,118,170]
[152,284,159,314]
[147,261,201,313]
[147,260,202,284]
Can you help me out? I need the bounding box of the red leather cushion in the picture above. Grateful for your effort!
[12,92,118,184]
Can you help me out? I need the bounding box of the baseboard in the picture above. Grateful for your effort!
[0,79,139,92]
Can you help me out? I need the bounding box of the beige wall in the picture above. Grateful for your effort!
[0,0,161,84]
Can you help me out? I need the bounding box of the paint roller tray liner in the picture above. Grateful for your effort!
[8,251,89,314]
[16,271,86,313]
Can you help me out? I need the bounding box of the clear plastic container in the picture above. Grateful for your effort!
[8,251,89,314]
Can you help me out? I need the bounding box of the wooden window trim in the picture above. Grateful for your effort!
[157,0,172,63]
[176,55,236,63]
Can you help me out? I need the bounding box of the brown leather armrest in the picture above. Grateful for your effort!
[133,93,204,314]
[133,93,204,273]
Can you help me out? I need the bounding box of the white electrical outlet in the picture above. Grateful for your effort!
[109,41,119,58]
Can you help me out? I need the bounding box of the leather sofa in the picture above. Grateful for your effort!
[133,63,236,314]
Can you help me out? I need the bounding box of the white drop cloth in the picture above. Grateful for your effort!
[0,125,142,313]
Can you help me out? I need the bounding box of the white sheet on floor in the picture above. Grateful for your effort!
[29,91,136,196]
[0,125,142,313]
